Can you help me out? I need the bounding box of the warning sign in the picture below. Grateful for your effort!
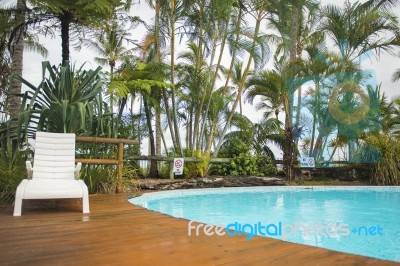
[173,158,184,175]
[299,157,315,168]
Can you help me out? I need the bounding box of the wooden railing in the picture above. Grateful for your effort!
[75,136,138,193]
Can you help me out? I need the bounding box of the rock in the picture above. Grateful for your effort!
[138,176,285,191]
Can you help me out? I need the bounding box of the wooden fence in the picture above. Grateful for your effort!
[75,136,138,193]
[74,136,368,193]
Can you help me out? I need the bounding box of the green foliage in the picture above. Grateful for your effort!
[215,153,276,177]
[213,137,276,176]
[156,161,171,179]
[80,164,139,194]
[364,133,400,185]
[15,61,105,134]
[0,152,29,207]
[182,149,210,178]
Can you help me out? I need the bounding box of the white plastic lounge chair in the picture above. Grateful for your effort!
[13,132,89,216]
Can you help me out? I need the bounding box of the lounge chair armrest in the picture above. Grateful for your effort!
[75,162,82,180]
[26,161,33,179]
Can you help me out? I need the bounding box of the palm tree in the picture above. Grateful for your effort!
[323,0,400,67]
[164,0,185,155]
[245,57,307,180]
[222,114,283,158]
[84,20,137,115]
[0,1,48,122]
[245,68,288,120]
[301,46,346,157]
[197,0,236,153]
[143,0,169,157]
[267,0,320,131]
[111,59,171,177]
[176,42,211,152]
[322,0,400,159]
[212,0,270,157]
[15,61,105,134]
[8,0,26,122]
[392,69,400,82]
[27,0,125,62]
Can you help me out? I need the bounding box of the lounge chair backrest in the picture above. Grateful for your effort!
[32,132,76,180]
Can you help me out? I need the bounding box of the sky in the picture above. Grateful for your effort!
[12,0,400,158]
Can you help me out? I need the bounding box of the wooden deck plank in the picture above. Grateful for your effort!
[0,194,398,266]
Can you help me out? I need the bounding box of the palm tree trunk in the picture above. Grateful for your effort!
[213,11,263,157]
[206,8,243,154]
[9,0,25,122]
[60,12,72,63]
[161,89,177,148]
[200,18,230,153]
[170,0,183,156]
[144,97,159,177]
[284,5,300,182]
[155,0,161,62]
[154,0,163,159]
[191,2,205,152]
[155,108,161,155]
[309,80,320,156]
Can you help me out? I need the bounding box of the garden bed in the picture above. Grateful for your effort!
[134,175,370,192]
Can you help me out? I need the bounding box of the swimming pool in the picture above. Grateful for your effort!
[129,186,400,262]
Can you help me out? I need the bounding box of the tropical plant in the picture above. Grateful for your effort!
[0,0,48,121]
[0,154,27,207]
[212,0,270,157]
[8,0,26,122]
[26,0,126,62]
[84,15,142,115]
[110,59,171,177]
[323,0,400,67]
[245,57,307,180]
[213,136,276,177]
[363,133,400,185]
[14,61,105,134]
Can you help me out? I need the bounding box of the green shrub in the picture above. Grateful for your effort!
[364,133,400,185]
[80,163,140,193]
[213,153,276,176]
[0,156,27,207]
[80,165,117,194]
[212,137,276,176]
[182,149,210,178]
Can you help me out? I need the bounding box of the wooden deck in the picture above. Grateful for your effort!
[0,194,398,266]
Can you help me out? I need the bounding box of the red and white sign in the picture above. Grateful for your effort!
[173,158,184,175]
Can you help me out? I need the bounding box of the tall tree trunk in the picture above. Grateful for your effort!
[283,5,300,182]
[155,0,161,62]
[289,6,299,117]
[143,97,159,177]
[155,108,162,155]
[9,0,26,122]
[170,0,183,155]
[283,93,294,181]
[200,18,230,153]
[60,12,72,63]
[191,2,205,152]
[213,11,263,157]
[154,0,162,157]
[206,8,242,154]
[309,79,320,156]
[109,62,118,140]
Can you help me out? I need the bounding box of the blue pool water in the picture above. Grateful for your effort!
[129,186,400,262]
